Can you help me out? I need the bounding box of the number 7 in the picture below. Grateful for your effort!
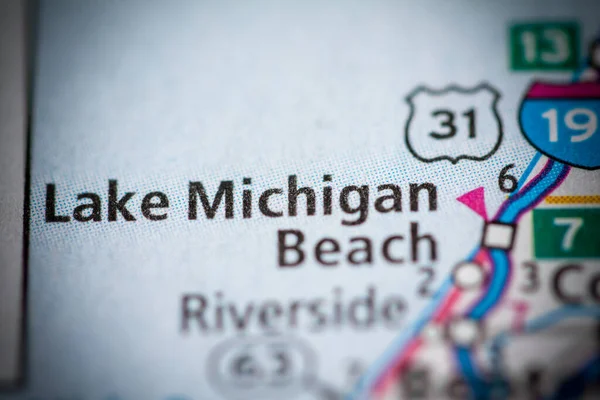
[553,217,583,251]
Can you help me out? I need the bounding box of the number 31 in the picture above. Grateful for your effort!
[542,108,598,143]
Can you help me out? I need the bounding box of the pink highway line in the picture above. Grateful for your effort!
[373,337,423,396]
[367,159,570,399]
[526,82,600,99]
[373,249,492,395]
[435,250,490,322]
[433,287,462,323]
[371,249,492,396]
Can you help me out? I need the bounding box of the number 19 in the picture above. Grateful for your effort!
[542,108,598,143]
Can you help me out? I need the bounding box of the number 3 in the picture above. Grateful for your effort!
[521,262,539,293]
[430,110,456,139]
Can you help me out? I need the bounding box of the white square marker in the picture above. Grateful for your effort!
[481,222,516,251]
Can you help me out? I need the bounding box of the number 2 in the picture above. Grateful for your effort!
[418,267,435,297]
[542,108,597,143]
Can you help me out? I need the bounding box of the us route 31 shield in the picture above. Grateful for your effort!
[519,81,600,170]
[405,83,503,164]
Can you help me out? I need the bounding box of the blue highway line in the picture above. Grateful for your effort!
[351,154,568,400]
[487,307,600,400]
[499,161,567,223]
[512,152,542,195]
[348,246,484,399]
[468,250,509,320]
[348,278,454,399]
[490,306,600,352]
[456,160,570,399]
[470,162,569,320]
[550,355,600,400]
[456,348,490,398]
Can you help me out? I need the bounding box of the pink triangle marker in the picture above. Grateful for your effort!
[457,187,488,220]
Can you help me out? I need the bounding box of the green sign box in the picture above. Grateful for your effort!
[533,208,600,259]
[509,22,580,71]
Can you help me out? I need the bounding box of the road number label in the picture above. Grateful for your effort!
[533,209,600,259]
[519,83,600,170]
[552,217,583,251]
[541,108,598,143]
[510,22,579,71]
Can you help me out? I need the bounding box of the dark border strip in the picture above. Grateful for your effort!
[1,0,40,391]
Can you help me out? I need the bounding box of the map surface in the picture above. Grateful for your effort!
[2,1,600,399]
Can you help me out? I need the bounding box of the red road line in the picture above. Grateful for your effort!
[434,287,462,323]
[373,249,492,396]
[373,337,424,396]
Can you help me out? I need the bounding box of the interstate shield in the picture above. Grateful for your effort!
[519,81,600,170]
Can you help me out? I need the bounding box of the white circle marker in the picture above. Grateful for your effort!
[422,324,443,342]
[447,318,481,347]
[452,262,486,290]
